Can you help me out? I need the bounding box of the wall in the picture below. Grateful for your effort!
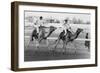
[0,0,99,73]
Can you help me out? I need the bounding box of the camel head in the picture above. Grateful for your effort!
[70,28,83,41]
[76,28,83,34]
[50,26,57,32]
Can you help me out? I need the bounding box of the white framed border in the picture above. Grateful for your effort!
[18,5,96,68]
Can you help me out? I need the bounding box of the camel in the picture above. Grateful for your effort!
[54,28,83,52]
[30,25,57,48]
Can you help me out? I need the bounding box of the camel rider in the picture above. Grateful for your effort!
[62,19,74,36]
[31,16,44,47]
[33,16,44,37]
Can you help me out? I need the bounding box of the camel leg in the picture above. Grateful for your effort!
[46,39,50,50]
[88,46,90,52]
[72,41,77,54]
[51,39,60,55]
[25,35,34,50]
[46,39,49,47]
[34,39,37,49]
[35,39,39,50]
[47,39,53,51]
[54,38,60,49]
[25,40,31,50]
[39,37,43,43]
[62,41,66,54]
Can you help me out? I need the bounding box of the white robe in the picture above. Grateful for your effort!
[33,20,44,33]
[62,23,71,35]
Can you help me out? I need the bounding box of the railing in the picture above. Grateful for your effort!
[25,36,90,41]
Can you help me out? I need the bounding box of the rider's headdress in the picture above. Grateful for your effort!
[40,16,43,20]
[64,19,68,23]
